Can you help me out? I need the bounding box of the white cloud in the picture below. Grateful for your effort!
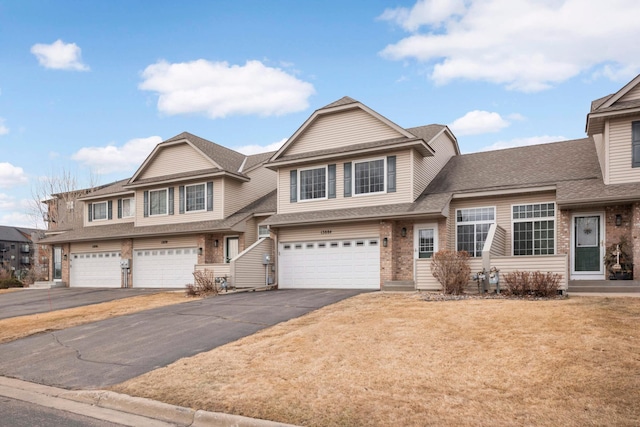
[139,59,315,118]
[0,163,28,188]
[236,138,287,155]
[479,135,568,152]
[72,136,162,174]
[0,210,37,229]
[378,0,466,31]
[30,39,89,71]
[449,110,510,136]
[379,0,640,91]
[0,118,8,135]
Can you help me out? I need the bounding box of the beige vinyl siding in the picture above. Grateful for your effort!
[448,191,556,256]
[416,258,482,290]
[71,241,122,253]
[278,222,379,242]
[133,235,198,250]
[278,150,413,215]
[138,144,214,180]
[489,225,507,257]
[231,238,274,288]
[491,255,568,290]
[244,217,257,246]
[608,116,640,184]
[593,133,607,183]
[285,108,404,156]
[413,131,458,200]
[84,196,136,227]
[134,178,224,226]
[224,166,276,217]
[619,85,640,102]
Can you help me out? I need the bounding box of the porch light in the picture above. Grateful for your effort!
[616,214,622,227]
[198,248,203,256]
[63,254,67,261]
[214,239,219,248]
[383,237,388,247]
[401,227,407,237]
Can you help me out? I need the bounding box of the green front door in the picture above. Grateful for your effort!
[574,215,602,273]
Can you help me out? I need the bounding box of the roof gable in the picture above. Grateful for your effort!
[129,132,251,184]
[271,98,417,161]
[599,74,640,109]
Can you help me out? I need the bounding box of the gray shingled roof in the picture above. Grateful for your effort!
[406,124,446,141]
[80,178,133,199]
[590,98,640,114]
[591,94,614,112]
[0,226,30,243]
[425,138,599,194]
[127,168,229,187]
[244,151,277,172]
[321,96,358,110]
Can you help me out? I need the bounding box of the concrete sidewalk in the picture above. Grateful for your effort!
[0,376,298,427]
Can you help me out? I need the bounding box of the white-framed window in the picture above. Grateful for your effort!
[122,198,135,218]
[354,158,385,195]
[299,167,327,200]
[258,224,270,238]
[92,201,108,221]
[512,202,555,256]
[185,183,206,212]
[456,207,495,257]
[149,189,168,216]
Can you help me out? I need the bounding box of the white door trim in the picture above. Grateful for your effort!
[413,223,438,282]
[570,212,605,280]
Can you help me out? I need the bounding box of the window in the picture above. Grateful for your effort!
[122,198,134,218]
[185,183,206,212]
[633,121,640,168]
[512,203,555,255]
[299,167,326,200]
[456,207,495,257]
[258,225,270,238]
[418,229,435,258]
[354,159,385,195]
[149,189,168,216]
[92,201,108,221]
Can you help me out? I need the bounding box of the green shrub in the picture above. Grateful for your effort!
[503,271,561,297]
[430,250,471,295]
[0,278,24,289]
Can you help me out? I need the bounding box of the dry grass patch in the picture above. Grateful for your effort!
[111,293,640,427]
[0,288,22,295]
[0,292,197,344]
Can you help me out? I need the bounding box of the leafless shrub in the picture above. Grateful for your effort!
[430,250,472,295]
[504,271,561,297]
[185,270,219,297]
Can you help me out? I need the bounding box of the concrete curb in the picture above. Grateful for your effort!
[0,376,298,427]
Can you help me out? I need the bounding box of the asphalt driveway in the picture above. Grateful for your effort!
[0,288,163,320]
[0,289,364,390]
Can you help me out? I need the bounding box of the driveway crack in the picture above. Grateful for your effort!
[50,332,133,367]
[174,311,270,326]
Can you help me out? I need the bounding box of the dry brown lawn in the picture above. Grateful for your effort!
[0,292,197,344]
[111,293,640,427]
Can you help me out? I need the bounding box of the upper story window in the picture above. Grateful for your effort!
[92,201,108,221]
[258,224,270,238]
[512,203,555,256]
[186,183,206,212]
[632,121,640,168]
[299,167,327,200]
[149,189,168,216]
[456,207,495,257]
[354,158,385,195]
[120,198,135,218]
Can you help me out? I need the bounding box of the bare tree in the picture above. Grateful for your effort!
[29,168,100,230]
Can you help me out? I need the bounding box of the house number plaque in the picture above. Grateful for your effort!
[321,230,332,235]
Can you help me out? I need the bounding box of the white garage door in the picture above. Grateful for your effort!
[133,248,198,288]
[278,238,380,289]
[70,251,122,288]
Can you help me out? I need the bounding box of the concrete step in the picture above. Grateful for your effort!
[382,280,415,292]
[29,281,66,289]
[568,280,640,293]
[568,285,640,293]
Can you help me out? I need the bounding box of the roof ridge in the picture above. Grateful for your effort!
[320,96,359,110]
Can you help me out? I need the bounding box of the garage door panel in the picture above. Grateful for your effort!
[279,238,379,289]
[70,252,121,288]
[133,248,197,288]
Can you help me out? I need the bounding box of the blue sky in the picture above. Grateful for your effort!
[1,0,639,228]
